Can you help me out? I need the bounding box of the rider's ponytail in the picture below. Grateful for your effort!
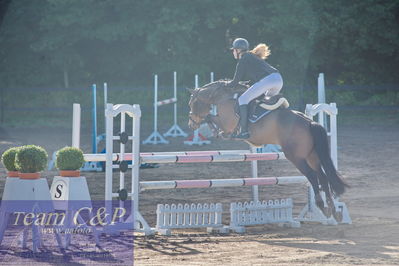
[250,43,271,60]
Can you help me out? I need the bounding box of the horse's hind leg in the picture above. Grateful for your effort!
[284,153,326,214]
[317,167,343,221]
[306,150,339,219]
[317,168,334,218]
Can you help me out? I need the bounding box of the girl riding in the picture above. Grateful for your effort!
[228,38,283,139]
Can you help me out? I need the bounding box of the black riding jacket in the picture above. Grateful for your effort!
[228,52,278,87]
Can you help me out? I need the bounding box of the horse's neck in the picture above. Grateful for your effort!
[208,87,234,105]
[214,99,238,134]
[202,80,247,104]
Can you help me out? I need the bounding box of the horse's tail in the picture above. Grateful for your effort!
[310,122,348,196]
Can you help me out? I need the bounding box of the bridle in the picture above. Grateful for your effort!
[188,91,213,129]
[189,109,219,136]
[188,81,251,138]
[188,104,210,128]
[188,113,203,128]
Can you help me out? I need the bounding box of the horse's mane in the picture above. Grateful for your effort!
[201,79,249,94]
[190,79,249,104]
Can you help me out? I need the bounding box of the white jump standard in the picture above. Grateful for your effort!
[143,73,187,145]
[104,103,152,234]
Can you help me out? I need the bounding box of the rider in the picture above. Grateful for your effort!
[227,38,283,139]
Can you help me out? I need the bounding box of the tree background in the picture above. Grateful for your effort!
[0,0,398,89]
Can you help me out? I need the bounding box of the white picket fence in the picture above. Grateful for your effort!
[156,203,226,235]
[230,199,300,233]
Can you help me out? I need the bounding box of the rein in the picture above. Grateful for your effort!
[190,81,245,137]
[204,114,219,137]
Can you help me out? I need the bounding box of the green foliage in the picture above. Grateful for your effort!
[1,0,397,88]
[15,145,48,173]
[329,90,358,106]
[0,0,398,129]
[55,146,84,170]
[1,147,20,171]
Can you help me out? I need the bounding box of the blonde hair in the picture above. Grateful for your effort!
[250,43,271,60]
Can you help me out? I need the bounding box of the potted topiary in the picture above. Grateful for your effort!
[1,147,20,177]
[55,146,84,177]
[15,145,48,179]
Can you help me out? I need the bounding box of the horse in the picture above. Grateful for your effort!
[187,80,348,221]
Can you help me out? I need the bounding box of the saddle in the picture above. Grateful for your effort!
[235,94,290,123]
[257,94,289,110]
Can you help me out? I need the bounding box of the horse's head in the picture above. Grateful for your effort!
[188,88,212,130]
[187,80,247,130]
[187,80,226,130]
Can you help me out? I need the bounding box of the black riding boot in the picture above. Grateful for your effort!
[234,104,250,139]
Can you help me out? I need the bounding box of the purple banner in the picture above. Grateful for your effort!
[0,200,135,265]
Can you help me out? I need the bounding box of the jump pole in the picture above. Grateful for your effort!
[143,72,188,144]
[164,71,188,138]
[140,176,307,190]
[210,72,217,116]
[80,83,106,171]
[143,75,169,144]
[103,82,108,148]
[84,151,286,164]
[250,146,259,202]
[317,73,327,128]
[72,103,80,148]
[92,84,97,154]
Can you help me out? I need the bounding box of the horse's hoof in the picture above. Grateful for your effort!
[322,207,332,218]
[333,211,343,222]
[316,201,325,212]
[315,202,332,218]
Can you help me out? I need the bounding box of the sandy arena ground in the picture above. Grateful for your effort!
[0,124,398,265]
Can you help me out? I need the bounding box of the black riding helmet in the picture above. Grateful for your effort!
[231,38,249,51]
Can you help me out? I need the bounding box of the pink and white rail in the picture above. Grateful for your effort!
[83,151,286,164]
[140,176,307,190]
